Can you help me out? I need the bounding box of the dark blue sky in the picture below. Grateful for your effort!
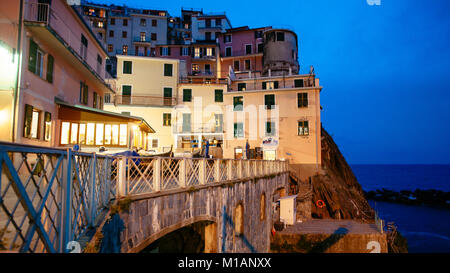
[100,0,450,164]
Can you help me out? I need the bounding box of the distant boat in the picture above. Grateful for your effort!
[138,145,173,157]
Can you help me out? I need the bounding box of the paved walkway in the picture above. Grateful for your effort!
[280,219,381,235]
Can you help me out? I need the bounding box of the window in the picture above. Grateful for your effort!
[96,54,102,73]
[182,113,191,132]
[152,139,158,148]
[36,49,44,77]
[119,124,127,146]
[110,18,115,25]
[276,32,285,41]
[81,35,88,60]
[233,96,243,111]
[79,124,86,145]
[93,92,98,108]
[257,43,263,53]
[214,89,223,102]
[140,32,146,41]
[206,47,213,57]
[204,64,211,73]
[225,47,232,57]
[205,32,211,40]
[265,94,275,110]
[295,79,304,88]
[123,61,132,74]
[152,19,157,27]
[60,122,70,144]
[109,30,114,37]
[46,54,54,83]
[95,124,104,145]
[245,59,251,70]
[123,19,128,26]
[298,121,309,136]
[234,60,240,71]
[80,82,88,105]
[192,64,200,72]
[140,18,146,26]
[234,123,244,138]
[215,114,223,132]
[161,47,169,56]
[163,87,172,106]
[151,33,157,41]
[297,93,308,108]
[111,124,119,145]
[44,112,51,141]
[183,89,192,102]
[122,85,132,104]
[262,81,278,90]
[108,44,113,52]
[164,63,173,76]
[122,45,128,55]
[122,31,127,38]
[182,47,189,56]
[194,47,200,58]
[224,34,232,43]
[104,124,111,145]
[245,44,252,55]
[23,105,41,139]
[255,30,263,39]
[163,113,171,126]
[266,121,276,136]
[216,18,222,26]
[237,83,246,91]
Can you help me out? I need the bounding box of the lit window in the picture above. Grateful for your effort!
[96,123,104,145]
[61,122,70,145]
[70,123,78,144]
[30,109,40,139]
[112,124,119,145]
[298,121,309,136]
[194,47,200,58]
[163,113,171,126]
[86,123,95,145]
[234,122,244,138]
[119,124,127,146]
[233,96,243,111]
[44,112,51,141]
[105,124,112,145]
[206,47,213,56]
[182,47,189,56]
[79,124,86,144]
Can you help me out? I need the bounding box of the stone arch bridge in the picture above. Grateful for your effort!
[0,142,289,253]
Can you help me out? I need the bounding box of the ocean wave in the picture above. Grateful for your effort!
[402,231,450,241]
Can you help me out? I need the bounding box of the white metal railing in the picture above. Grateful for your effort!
[115,157,288,197]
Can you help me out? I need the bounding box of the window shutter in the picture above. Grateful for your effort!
[160,47,163,56]
[262,82,266,90]
[46,54,54,83]
[28,39,38,73]
[83,84,88,104]
[212,48,216,56]
[80,81,83,103]
[303,93,308,107]
[274,81,279,89]
[23,104,33,138]
[180,47,182,56]
[168,47,171,56]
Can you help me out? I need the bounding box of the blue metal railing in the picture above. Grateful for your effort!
[0,142,116,253]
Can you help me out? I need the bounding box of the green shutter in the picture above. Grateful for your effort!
[303,93,308,107]
[28,39,38,73]
[164,64,173,76]
[23,104,33,138]
[215,89,223,102]
[274,81,279,89]
[164,87,172,98]
[46,54,54,83]
[183,89,192,102]
[83,84,88,104]
[262,82,267,90]
[123,61,132,74]
[122,85,132,96]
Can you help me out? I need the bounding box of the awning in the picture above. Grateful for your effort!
[55,98,155,133]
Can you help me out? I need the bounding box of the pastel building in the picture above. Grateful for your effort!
[0,0,152,151]
[103,55,179,152]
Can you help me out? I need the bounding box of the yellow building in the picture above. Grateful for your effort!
[224,73,322,178]
[104,55,179,152]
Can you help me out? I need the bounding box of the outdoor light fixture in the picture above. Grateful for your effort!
[0,42,17,89]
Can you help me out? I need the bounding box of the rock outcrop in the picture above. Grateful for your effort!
[309,127,375,221]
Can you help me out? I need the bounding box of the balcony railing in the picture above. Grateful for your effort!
[222,49,263,57]
[114,95,177,106]
[173,123,223,134]
[24,3,108,89]
[133,37,152,43]
[179,77,228,85]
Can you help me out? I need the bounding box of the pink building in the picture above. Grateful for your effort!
[0,0,152,149]
[217,26,271,78]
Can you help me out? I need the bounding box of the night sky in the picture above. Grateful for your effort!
[99,0,450,164]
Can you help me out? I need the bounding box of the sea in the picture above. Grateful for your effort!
[351,164,450,253]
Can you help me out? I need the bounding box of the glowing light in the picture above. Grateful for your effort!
[0,44,18,89]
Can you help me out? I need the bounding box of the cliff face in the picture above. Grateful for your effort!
[309,127,375,221]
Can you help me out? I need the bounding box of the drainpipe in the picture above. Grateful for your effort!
[11,0,24,143]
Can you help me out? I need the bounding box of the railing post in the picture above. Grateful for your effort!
[214,159,221,182]
[237,160,243,179]
[89,154,97,226]
[103,157,110,206]
[179,158,186,188]
[153,158,161,192]
[199,158,206,185]
[117,156,126,198]
[61,148,73,253]
[227,160,233,180]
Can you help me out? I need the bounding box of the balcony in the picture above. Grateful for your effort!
[227,76,317,92]
[179,77,228,85]
[114,95,177,106]
[133,37,152,44]
[188,70,215,77]
[174,123,224,134]
[222,49,263,58]
[24,3,113,93]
